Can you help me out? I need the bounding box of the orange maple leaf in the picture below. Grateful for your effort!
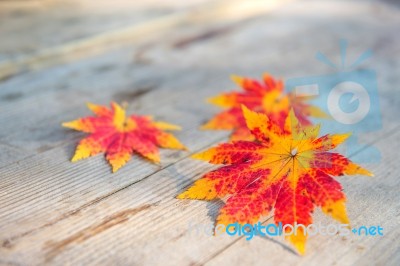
[202,73,327,141]
[62,102,186,172]
[179,105,372,254]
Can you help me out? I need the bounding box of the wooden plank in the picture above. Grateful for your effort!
[0,143,27,169]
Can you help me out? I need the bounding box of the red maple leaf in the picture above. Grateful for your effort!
[179,105,372,254]
[63,102,186,172]
[202,73,327,141]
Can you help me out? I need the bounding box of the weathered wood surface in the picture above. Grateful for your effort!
[0,0,399,265]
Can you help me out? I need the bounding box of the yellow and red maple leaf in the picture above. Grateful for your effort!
[202,73,327,141]
[179,105,372,254]
[62,102,186,172]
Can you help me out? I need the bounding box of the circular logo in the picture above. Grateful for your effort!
[327,81,370,125]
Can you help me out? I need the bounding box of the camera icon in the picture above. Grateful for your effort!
[285,41,382,163]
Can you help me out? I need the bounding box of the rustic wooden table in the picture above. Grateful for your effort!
[0,0,399,265]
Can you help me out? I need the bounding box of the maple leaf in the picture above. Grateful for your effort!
[62,102,186,172]
[178,105,372,254]
[202,73,327,141]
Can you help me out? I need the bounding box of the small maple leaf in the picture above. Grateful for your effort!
[62,102,186,172]
[202,73,327,141]
[179,105,372,254]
